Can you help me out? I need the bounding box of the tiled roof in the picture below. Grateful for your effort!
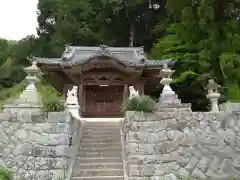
[31,45,174,68]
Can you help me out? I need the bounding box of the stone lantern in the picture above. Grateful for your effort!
[206,79,221,112]
[158,63,181,105]
[14,61,41,106]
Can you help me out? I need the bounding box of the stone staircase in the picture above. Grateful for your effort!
[71,120,124,180]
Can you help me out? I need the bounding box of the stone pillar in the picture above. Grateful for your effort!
[3,61,42,112]
[158,63,181,105]
[206,79,221,112]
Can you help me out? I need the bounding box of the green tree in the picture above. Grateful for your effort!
[10,35,38,65]
[36,0,167,55]
[0,38,14,66]
[151,0,240,110]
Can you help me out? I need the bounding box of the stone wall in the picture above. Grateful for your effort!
[0,109,81,180]
[220,101,240,112]
[123,110,240,179]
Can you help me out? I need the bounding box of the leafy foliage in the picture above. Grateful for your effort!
[37,77,64,112]
[0,57,26,89]
[122,95,156,113]
[0,168,12,180]
[0,81,27,110]
[36,0,165,54]
[151,0,240,109]
[225,83,240,101]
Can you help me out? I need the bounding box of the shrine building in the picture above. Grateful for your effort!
[32,45,173,117]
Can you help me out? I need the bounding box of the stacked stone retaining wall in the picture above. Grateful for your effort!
[0,109,81,180]
[123,110,240,179]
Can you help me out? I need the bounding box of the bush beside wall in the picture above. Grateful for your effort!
[122,95,156,113]
[37,77,64,112]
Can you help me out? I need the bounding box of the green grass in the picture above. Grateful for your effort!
[0,168,12,180]
[0,80,27,110]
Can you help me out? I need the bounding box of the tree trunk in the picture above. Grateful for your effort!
[129,22,135,47]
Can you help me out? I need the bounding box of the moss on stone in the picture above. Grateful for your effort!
[0,167,12,180]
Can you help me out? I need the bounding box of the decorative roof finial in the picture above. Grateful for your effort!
[163,63,168,69]
[62,45,75,60]
[140,46,144,55]
[98,44,112,55]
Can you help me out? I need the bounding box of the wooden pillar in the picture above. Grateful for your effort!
[123,84,128,101]
[63,84,67,98]
[135,81,145,95]
[64,84,73,97]
[83,85,86,115]
[78,83,83,116]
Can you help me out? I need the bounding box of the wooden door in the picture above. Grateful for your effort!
[84,85,124,117]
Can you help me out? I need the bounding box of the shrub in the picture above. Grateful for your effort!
[122,95,156,113]
[37,77,64,112]
[0,168,12,180]
[226,83,240,101]
[40,94,64,112]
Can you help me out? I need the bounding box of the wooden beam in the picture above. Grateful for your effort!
[80,58,140,74]
[81,80,125,85]
[81,72,128,81]
[45,72,64,92]
[63,70,79,83]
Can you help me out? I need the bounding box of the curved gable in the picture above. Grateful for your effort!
[81,54,131,72]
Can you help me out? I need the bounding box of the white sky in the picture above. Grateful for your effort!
[0,0,38,40]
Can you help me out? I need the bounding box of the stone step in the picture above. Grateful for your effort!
[71,176,124,180]
[82,134,121,139]
[83,127,120,130]
[82,134,121,138]
[83,130,121,134]
[78,151,122,157]
[74,163,123,169]
[79,147,122,152]
[76,157,122,164]
[81,140,121,144]
[83,126,120,129]
[84,124,120,128]
[82,138,121,144]
[72,169,123,177]
[85,119,120,126]
[82,136,121,141]
[83,129,120,134]
[80,143,121,149]
[83,128,121,131]
[71,120,123,180]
